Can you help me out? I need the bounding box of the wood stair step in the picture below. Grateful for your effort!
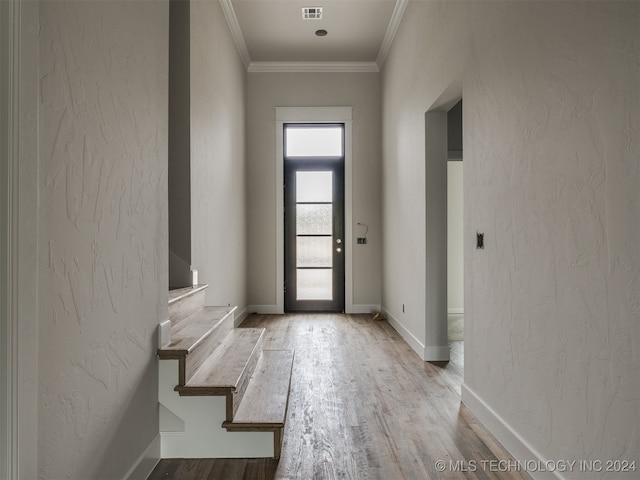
[225,349,294,427]
[157,306,236,385]
[223,349,295,459]
[168,285,208,327]
[159,286,295,459]
[176,328,266,420]
[161,306,235,353]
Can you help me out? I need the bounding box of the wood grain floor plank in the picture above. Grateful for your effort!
[207,458,248,479]
[147,458,181,479]
[243,458,280,480]
[165,458,215,479]
[149,313,531,480]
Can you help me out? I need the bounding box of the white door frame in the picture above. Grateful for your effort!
[423,85,461,362]
[274,107,354,314]
[1,0,39,478]
[0,0,10,474]
[424,110,450,361]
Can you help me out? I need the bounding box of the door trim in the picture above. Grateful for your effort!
[1,1,39,477]
[0,2,10,474]
[275,107,353,314]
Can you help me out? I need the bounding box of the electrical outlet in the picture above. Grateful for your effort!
[476,232,484,249]
[402,304,405,313]
[357,237,368,245]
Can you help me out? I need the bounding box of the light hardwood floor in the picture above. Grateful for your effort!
[149,313,530,480]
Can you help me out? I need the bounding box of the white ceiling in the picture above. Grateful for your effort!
[224,0,407,71]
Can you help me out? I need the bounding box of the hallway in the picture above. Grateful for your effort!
[3,0,637,476]
[150,314,530,480]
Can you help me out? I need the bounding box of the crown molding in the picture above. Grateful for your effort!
[219,0,406,73]
[219,0,251,69]
[248,61,380,73]
[376,0,408,69]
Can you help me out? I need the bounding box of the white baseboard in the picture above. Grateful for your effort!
[348,304,381,314]
[382,307,426,360]
[247,305,381,315]
[424,345,450,362]
[234,306,249,327]
[461,384,560,480]
[247,305,283,315]
[124,434,160,480]
[448,308,464,315]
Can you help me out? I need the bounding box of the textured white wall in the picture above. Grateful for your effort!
[381,0,469,348]
[189,0,247,311]
[246,72,382,309]
[382,1,639,476]
[38,1,168,478]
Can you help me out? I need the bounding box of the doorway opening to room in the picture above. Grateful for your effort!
[446,100,464,358]
[283,124,345,312]
[424,94,463,364]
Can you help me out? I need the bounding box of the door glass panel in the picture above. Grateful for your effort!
[296,237,332,267]
[296,204,332,235]
[296,171,332,202]
[286,127,343,157]
[297,269,332,300]
[284,125,344,311]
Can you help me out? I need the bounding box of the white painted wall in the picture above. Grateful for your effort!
[382,1,638,476]
[189,0,247,315]
[38,1,169,478]
[246,72,382,311]
[448,161,463,313]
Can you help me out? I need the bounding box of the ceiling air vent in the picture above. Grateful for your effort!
[302,7,323,20]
